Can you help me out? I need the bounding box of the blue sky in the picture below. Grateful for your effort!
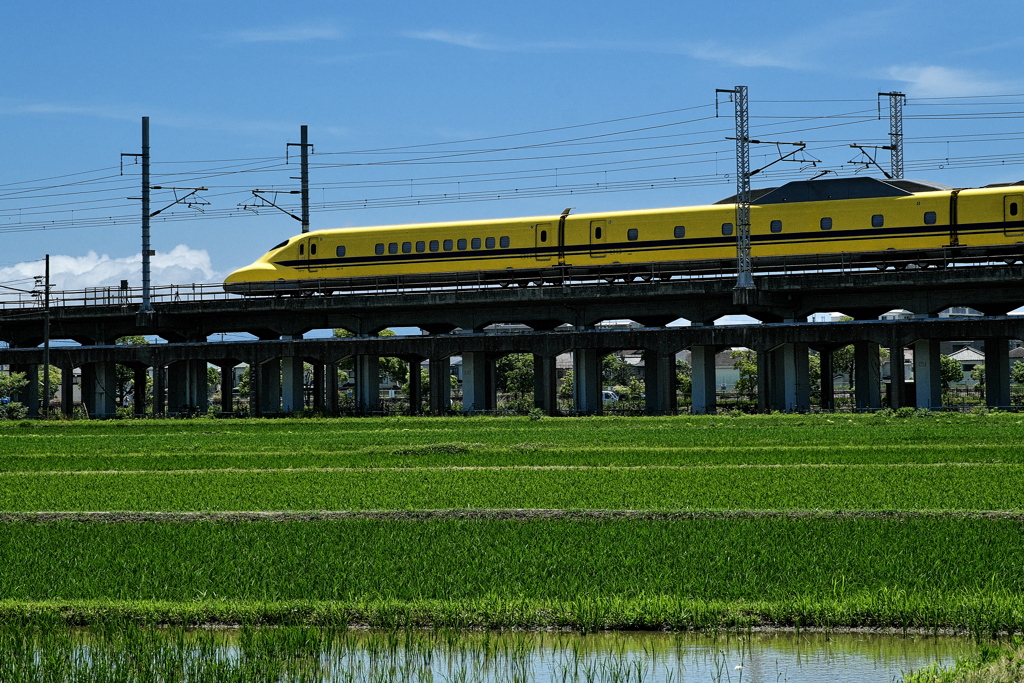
[1,0,1023,292]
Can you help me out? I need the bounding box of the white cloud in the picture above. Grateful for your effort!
[226,25,344,43]
[684,40,803,69]
[404,29,498,51]
[0,245,220,293]
[885,65,1015,97]
[402,29,569,53]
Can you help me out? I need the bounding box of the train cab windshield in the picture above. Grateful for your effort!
[270,239,290,251]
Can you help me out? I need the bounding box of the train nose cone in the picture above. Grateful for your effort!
[223,263,281,294]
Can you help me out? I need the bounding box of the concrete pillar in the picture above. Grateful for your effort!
[643,349,676,416]
[913,339,942,410]
[819,349,835,411]
[167,360,209,416]
[461,351,495,413]
[572,348,603,415]
[889,345,905,409]
[132,366,148,417]
[326,361,340,415]
[281,356,304,414]
[220,364,235,414]
[312,363,325,413]
[260,358,281,415]
[60,365,75,417]
[765,344,809,413]
[355,354,380,414]
[429,356,451,415]
[153,365,166,416]
[533,353,558,416]
[20,365,39,418]
[854,341,881,411]
[81,362,117,418]
[407,359,423,415]
[690,346,717,415]
[248,362,262,417]
[756,349,770,413]
[985,338,1011,408]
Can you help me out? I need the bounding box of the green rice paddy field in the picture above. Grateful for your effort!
[1,413,1022,634]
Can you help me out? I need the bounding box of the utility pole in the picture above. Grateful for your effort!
[879,91,906,179]
[42,254,50,417]
[288,125,313,233]
[122,117,207,317]
[246,125,314,232]
[717,86,754,294]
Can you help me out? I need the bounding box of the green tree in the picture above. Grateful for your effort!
[676,359,692,395]
[939,354,964,389]
[115,336,149,406]
[731,349,757,397]
[1012,360,1024,384]
[333,328,407,386]
[970,364,986,387]
[602,354,632,388]
[0,372,28,420]
[38,365,61,404]
[558,370,573,399]
[496,353,534,399]
[207,365,222,400]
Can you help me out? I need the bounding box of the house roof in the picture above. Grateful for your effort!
[948,346,985,363]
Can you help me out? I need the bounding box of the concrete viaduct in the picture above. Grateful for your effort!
[1,264,1023,417]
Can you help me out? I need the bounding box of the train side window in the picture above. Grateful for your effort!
[336,246,346,258]
[443,239,454,251]
[486,236,495,249]
[872,214,884,228]
[627,228,639,241]
[429,240,440,252]
[457,238,468,250]
[388,243,398,254]
[375,243,385,256]
[471,237,481,249]
[415,241,426,253]
[924,211,937,225]
[770,220,783,233]
[820,217,832,231]
[402,242,412,253]
[500,236,510,248]
[722,223,733,236]
[310,243,317,255]
[540,230,548,242]
[1012,203,1020,216]
[673,226,685,238]
[299,244,305,255]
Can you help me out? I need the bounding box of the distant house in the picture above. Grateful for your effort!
[947,346,986,385]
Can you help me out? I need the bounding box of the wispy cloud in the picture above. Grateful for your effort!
[0,246,220,291]
[684,41,804,69]
[884,65,1016,97]
[0,100,295,136]
[403,29,571,53]
[225,24,344,43]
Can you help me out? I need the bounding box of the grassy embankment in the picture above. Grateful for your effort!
[0,413,1021,632]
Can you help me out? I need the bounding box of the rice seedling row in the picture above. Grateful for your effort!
[0,463,1020,512]
[0,517,1021,632]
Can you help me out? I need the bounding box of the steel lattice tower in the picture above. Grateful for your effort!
[880,91,906,179]
[723,86,754,289]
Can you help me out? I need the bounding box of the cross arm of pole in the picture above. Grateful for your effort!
[148,187,208,218]
[250,190,303,222]
[725,139,807,177]
[848,144,894,179]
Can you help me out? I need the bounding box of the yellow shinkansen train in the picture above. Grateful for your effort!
[224,177,1024,295]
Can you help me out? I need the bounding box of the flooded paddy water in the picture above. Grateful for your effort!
[1,626,975,682]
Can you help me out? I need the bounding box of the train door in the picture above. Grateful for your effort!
[1005,195,1024,236]
[535,223,552,261]
[589,220,607,257]
[304,236,322,272]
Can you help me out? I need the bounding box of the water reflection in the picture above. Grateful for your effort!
[6,626,971,682]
